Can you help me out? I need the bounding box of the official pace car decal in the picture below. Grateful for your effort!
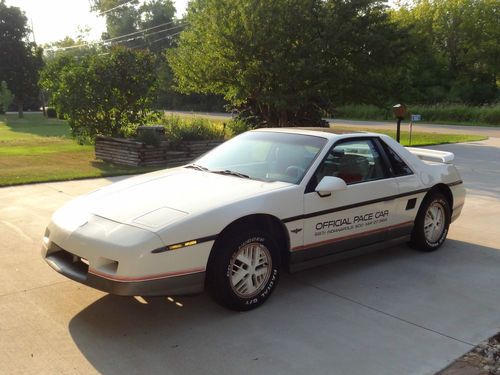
[314,210,389,237]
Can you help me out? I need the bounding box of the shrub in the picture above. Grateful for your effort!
[40,47,158,143]
[409,104,500,125]
[225,118,252,136]
[334,105,390,121]
[46,107,57,118]
[136,125,165,146]
[161,115,225,142]
[334,103,500,125]
[479,105,500,125]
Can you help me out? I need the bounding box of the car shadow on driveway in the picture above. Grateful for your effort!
[67,240,500,375]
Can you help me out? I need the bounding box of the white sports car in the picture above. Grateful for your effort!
[42,128,465,311]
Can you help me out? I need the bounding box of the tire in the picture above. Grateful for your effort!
[410,192,451,252]
[206,231,281,311]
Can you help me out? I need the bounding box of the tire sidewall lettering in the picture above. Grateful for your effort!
[245,269,278,305]
[238,237,264,250]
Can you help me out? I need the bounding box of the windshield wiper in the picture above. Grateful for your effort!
[184,163,209,172]
[211,169,250,179]
[186,164,250,179]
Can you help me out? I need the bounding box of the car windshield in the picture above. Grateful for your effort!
[192,131,328,184]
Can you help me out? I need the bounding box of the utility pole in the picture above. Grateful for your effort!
[31,18,46,116]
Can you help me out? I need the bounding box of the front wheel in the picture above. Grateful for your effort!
[410,192,451,252]
[206,231,281,311]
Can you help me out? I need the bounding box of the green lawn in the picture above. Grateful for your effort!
[0,114,159,187]
[331,126,486,146]
[174,112,487,146]
[0,113,487,187]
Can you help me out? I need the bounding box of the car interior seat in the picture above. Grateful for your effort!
[336,154,369,184]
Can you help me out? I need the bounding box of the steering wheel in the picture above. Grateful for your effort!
[285,165,306,181]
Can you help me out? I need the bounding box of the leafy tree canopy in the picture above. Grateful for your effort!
[0,0,43,117]
[168,0,409,126]
[392,0,499,104]
[91,0,179,53]
[40,47,158,142]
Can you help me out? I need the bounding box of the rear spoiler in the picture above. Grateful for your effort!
[407,147,455,164]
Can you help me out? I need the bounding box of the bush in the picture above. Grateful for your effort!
[334,103,500,126]
[334,105,390,121]
[40,47,158,143]
[409,104,500,125]
[161,115,225,142]
[226,118,252,136]
[479,105,500,125]
[136,125,165,146]
[46,107,57,118]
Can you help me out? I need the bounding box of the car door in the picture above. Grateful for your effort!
[292,137,402,265]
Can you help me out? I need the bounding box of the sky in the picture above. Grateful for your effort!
[4,0,189,45]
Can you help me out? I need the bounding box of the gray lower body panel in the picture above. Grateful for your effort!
[289,228,412,273]
[44,247,205,296]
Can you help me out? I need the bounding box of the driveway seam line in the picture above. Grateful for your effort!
[300,280,476,347]
[0,280,70,299]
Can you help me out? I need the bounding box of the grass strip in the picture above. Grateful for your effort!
[0,114,487,187]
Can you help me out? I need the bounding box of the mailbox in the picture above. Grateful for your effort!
[392,104,407,120]
[392,104,407,143]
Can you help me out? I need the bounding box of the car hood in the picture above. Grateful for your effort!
[72,168,291,229]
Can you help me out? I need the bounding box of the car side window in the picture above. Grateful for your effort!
[380,140,413,176]
[311,139,388,187]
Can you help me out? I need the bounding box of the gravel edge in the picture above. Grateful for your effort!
[437,332,500,375]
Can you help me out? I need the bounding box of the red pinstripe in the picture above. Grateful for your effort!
[292,220,414,252]
[89,267,205,282]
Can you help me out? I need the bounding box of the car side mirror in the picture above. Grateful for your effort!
[315,176,347,197]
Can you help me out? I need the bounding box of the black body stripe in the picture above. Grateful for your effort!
[283,188,429,223]
[152,234,218,254]
[153,181,463,252]
[283,181,462,223]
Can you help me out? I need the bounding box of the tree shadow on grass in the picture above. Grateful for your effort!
[1,113,71,139]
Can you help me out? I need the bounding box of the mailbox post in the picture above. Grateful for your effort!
[392,104,407,143]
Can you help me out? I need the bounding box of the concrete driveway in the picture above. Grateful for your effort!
[0,138,499,375]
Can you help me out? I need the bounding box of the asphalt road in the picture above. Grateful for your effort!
[0,138,499,375]
[165,110,500,137]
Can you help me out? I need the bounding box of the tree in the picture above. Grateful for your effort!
[43,33,102,61]
[39,54,78,118]
[0,0,43,118]
[41,35,107,115]
[138,0,178,53]
[392,0,499,104]
[92,0,139,47]
[40,47,158,142]
[168,0,408,127]
[91,0,179,52]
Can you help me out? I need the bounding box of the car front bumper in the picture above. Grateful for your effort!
[43,245,205,296]
[42,209,208,296]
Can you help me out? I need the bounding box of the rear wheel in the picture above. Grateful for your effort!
[206,231,281,311]
[410,192,451,252]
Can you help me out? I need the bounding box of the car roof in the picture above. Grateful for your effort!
[252,127,384,140]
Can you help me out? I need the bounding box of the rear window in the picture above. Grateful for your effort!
[381,141,413,176]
